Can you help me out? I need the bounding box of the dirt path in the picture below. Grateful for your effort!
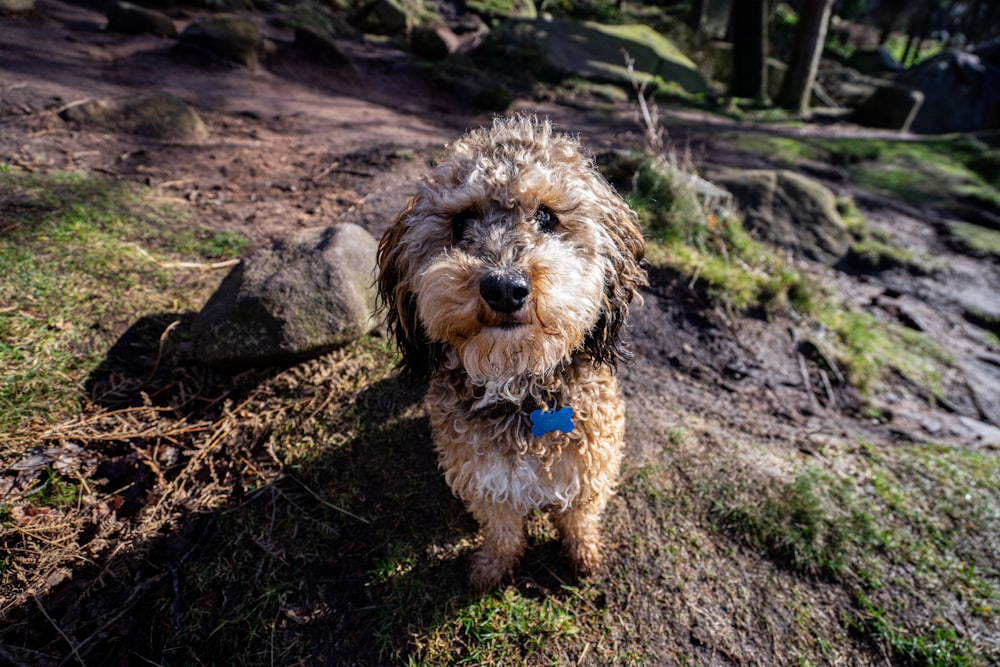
[4,0,998,495]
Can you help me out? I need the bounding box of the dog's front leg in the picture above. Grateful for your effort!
[467,499,525,590]
[555,492,609,576]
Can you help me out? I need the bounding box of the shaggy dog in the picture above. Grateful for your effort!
[376,114,646,590]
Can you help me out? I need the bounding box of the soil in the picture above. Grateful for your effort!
[2,0,1000,664]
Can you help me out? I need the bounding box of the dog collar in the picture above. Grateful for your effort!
[473,389,574,436]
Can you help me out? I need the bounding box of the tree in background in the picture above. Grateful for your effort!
[729,0,769,102]
[775,0,834,114]
[687,0,708,32]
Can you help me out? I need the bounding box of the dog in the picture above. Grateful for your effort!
[376,114,646,590]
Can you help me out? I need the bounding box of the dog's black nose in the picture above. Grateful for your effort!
[480,271,530,314]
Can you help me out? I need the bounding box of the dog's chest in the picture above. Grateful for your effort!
[433,407,584,512]
[470,446,581,513]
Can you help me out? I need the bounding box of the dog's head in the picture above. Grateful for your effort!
[377,114,646,389]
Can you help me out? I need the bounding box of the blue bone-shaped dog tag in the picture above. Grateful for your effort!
[530,407,574,437]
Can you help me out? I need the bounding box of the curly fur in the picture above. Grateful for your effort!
[376,114,646,590]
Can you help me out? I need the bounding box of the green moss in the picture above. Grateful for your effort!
[604,149,814,312]
[815,307,950,394]
[0,172,220,434]
[948,222,1000,260]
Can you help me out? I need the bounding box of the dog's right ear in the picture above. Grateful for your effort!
[376,197,436,383]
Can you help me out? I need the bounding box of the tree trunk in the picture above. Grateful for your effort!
[730,0,769,102]
[687,0,708,33]
[901,2,936,68]
[775,0,834,114]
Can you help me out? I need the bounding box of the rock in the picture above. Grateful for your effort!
[118,91,208,140]
[191,224,380,368]
[897,49,1000,134]
[59,99,110,125]
[713,169,851,264]
[846,46,901,75]
[466,0,536,20]
[59,92,207,141]
[294,25,350,66]
[852,83,924,132]
[178,14,262,68]
[506,18,708,95]
[106,2,177,38]
[356,0,424,36]
[0,0,34,12]
[410,23,461,60]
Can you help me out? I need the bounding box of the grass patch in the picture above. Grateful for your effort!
[815,306,951,394]
[412,588,580,665]
[602,149,814,312]
[709,440,999,666]
[725,133,1000,216]
[710,468,881,578]
[0,171,226,435]
[603,145,952,396]
[948,221,1000,260]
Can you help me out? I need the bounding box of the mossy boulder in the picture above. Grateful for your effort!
[355,0,431,35]
[178,14,263,67]
[294,25,350,65]
[59,92,208,142]
[410,23,460,60]
[508,18,707,95]
[106,2,177,38]
[191,224,380,368]
[714,169,851,264]
[0,0,34,13]
[118,92,208,140]
[466,0,536,20]
[853,83,924,132]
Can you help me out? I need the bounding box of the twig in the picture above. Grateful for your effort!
[286,474,370,524]
[59,574,167,666]
[144,319,180,384]
[819,369,837,407]
[790,329,819,410]
[35,596,87,667]
[129,243,240,270]
[622,49,663,152]
[0,644,35,667]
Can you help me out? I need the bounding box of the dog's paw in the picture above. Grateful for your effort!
[563,536,603,576]
[468,548,511,591]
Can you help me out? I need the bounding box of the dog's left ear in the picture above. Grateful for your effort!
[376,197,437,383]
[584,187,648,368]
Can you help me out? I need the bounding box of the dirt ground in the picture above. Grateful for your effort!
[2,0,1000,664]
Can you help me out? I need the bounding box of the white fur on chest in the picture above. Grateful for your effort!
[461,450,581,514]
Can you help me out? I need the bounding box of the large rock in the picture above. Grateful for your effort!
[118,92,208,140]
[0,0,34,12]
[410,23,461,60]
[852,83,924,132]
[897,49,1000,134]
[294,25,350,66]
[846,46,901,75]
[713,169,851,264]
[178,14,262,67]
[59,92,208,141]
[191,224,379,368]
[106,2,177,38]
[507,18,708,95]
[466,0,535,20]
[356,0,429,35]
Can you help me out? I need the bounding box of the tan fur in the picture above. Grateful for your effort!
[377,114,646,590]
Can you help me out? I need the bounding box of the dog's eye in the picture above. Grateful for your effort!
[452,211,476,244]
[533,206,558,233]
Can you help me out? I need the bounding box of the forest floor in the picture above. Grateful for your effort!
[1,1,999,665]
